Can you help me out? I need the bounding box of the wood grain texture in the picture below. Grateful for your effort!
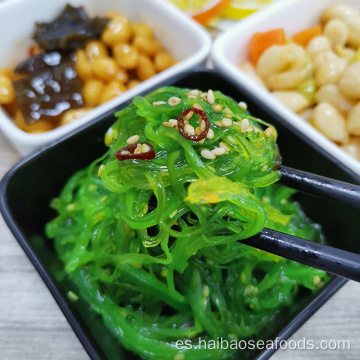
[0,131,359,359]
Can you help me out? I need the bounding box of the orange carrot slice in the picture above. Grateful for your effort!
[292,26,322,47]
[193,0,232,25]
[249,28,287,66]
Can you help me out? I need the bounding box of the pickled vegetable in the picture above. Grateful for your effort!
[33,4,108,51]
[13,51,83,124]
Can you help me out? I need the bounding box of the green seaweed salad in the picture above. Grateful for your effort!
[46,87,329,360]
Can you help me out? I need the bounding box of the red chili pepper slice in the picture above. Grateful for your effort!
[114,142,155,161]
[177,108,210,141]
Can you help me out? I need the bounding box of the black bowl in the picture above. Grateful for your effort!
[1,69,360,360]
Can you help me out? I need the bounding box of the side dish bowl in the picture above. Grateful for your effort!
[212,0,360,175]
[0,0,211,156]
[1,69,360,360]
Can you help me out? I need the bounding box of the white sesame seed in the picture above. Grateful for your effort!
[219,142,230,152]
[241,119,250,133]
[152,101,166,106]
[206,128,214,139]
[67,291,78,302]
[98,165,105,177]
[193,103,203,111]
[200,92,208,100]
[186,89,200,98]
[198,139,205,145]
[113,130,118,141]
[211,147,226,156]
[168,97,181,106]
[222,118,233,127]
[313,276,321,286]
[141,143,151,153]
[238,101,248,111]
[134,144,142,154]
[232,121,241,127]
[184,124,195,135]
[121,150,130,155]
[127,134,140,144]
[213,104,222,112]
[224,107,233,117]
[200,119,205,130]
[195,127,202,136]
[245,127,253,133]
[162,122,172,128]
[169,119,177,127]
[254,127,260,134]
[184,111,194,121]
[105,132,113,146]
[169,119,178,127]
[265,127,273,137]
[215,121,224,127]
[207,89,215,104]
[201,149,216,160]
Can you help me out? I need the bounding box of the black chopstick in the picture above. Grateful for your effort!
[279,166,360,209]
[243,228,360,282]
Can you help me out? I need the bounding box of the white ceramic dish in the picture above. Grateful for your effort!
[212,0,360,175]
[0,0,211,156]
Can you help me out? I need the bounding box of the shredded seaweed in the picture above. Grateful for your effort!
[46,87,328,359]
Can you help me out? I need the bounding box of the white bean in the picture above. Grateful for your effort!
[346,16,360,48]
[341,136,360,160]
[315,85,355,113]
[336,47,356,60]
[256,44,307,90]
[324,19,348,50]
[201,150,216,160]
[314,51,348,87]
[306,36,331,60]
[321,5,360,49]
[339,62,360,99]
[272,91,309,114]
[321,5,360,24]
[347,102,360,135]
[313,102,348,143]
[240,62,266,88]
[299,108,314,123]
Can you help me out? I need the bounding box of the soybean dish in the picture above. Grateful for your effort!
[0,4,175,134]
[46,87,329,359]
[241,4,360,161]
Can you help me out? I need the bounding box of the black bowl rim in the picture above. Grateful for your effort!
[0,68,356,360]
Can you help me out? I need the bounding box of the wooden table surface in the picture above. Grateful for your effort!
[0,131,359,360]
